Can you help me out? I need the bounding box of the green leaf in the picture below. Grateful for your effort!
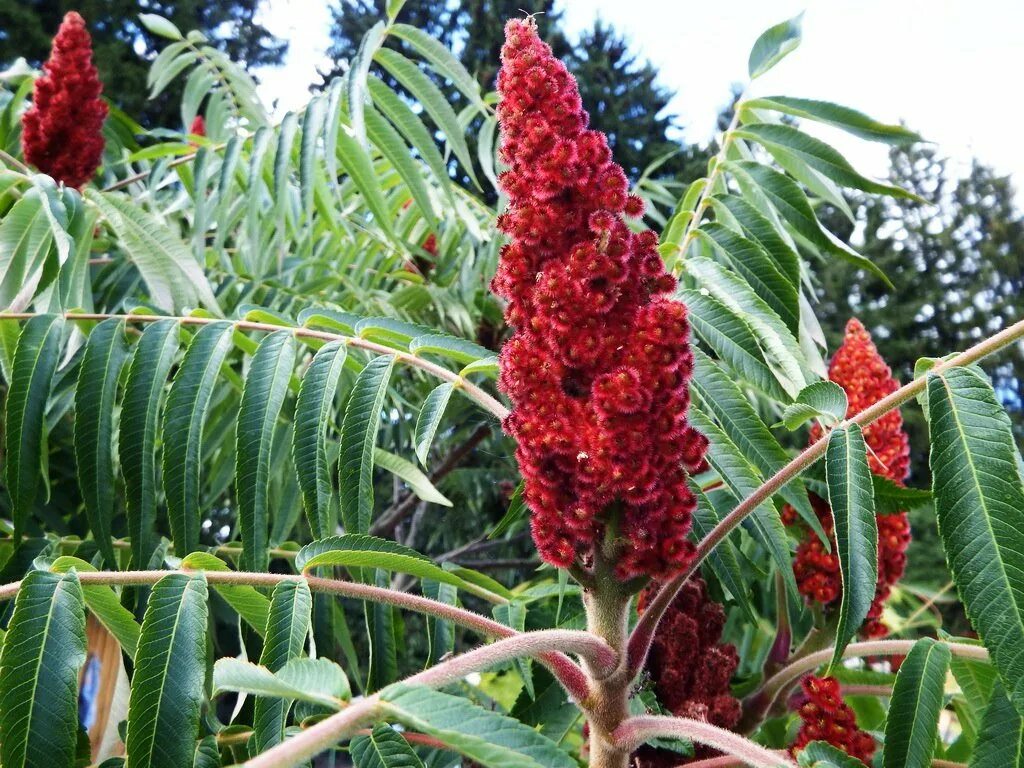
[237,331,296,571]
[373,448,451,506]
[825,424,877,669]
[4,314,63,537]
[0,570,86,768]
[300,95,328,215]
[883,637,951,768]
[973,682,1024,768]
[374,48,480,189]
[712,194,800,287]
[488,480,526,539]
[414,383,453,466]
[926,367,1024,714]
[367,76,454,205]
[734,123,922,200]
[688,408,798,602]
[253,578,312,751]
[74,318,130,566]
[339,354,395,534]
[797,741,868,767]
[125,574,208,768]
[51,556,141,659]
[138,13,184,41]
[748,13,803,79]
[691,348,819,535]
[348,21,388,147]
[179,552,269,634]
[366,568,398,692]
[728,161,892,287]
[871,475,932,515]
[742,97,922,145]
[213,657,349,710]
[409,333,492,365]
[682,289,790,402]
[381,685,577,768]
[391,24,486,111]
[351,723,426,768]
[336,120,397,240]
[696,222,799,334]
[366,107,437,227]
[293,340,347,539]
[296,535,500,602]
[162,322,234,555]
[684,255,807,399]
[780,381,848,431]
[689,483,756,622]
[0,191,55,311]
[86,190,219,313]
[120,318,179,567]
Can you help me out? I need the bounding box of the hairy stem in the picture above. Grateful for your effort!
[244,630,611,768]
[628,315,1024,676]
[0,312,509,420]
[743,639,988,730]
[0,568,592,699]
[612,715,797,768]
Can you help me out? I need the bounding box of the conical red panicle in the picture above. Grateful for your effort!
[493,18,708,579]
[786,319,912,637]
[21,11,108,189]
[791,675,876,763]
[633,578,741,766]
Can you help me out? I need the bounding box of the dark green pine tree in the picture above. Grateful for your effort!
[0,0,286,127]
[324,0,707,183]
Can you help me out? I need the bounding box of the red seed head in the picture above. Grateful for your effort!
[21,12,108,188]
[493,19,707,579]
[189,115,206,137]
[791,675,876,763]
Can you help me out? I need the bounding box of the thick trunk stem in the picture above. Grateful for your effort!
[583,566,633,768]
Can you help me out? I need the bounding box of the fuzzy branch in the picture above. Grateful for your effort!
[627,315,1024,677]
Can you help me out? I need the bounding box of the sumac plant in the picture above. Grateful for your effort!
[0,5,1022,768]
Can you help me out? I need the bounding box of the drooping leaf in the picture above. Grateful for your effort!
[973,682,1024,768]
[927,367,1024,714]
[414,383,453,466]
[0,570,86,768]
[350,723,426,768]
[120,318,179,568]
[293,340,347,539]
[214,657,349,710]
[390,23,485,111]
[347,21,388,147]
[339,355,395,534]
[690,482,756,622]
[825,424,877,670]
[365,107,437,228]
[74,318,130,566]
[797,741,868,767]
[373,448,451,506]
[162,322,234,555]
[50,556,141,658]
[366,568,398,692]
[4,314,63,538]
[125,573,209,768]
[236,330,296,571]
[336,117,396,241]
[883,637,951,768]
[253,578,312,752]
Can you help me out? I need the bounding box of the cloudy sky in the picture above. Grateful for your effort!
[256,0,1023,187]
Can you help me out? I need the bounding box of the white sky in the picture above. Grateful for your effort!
[256,0,1024,188]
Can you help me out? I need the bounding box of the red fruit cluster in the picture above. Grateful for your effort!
[189,115,206,137]
[791,675,876,763]
[493,18,707,579]
[787,319,912,637]
[633,577,742,766]
[21,12,108,189]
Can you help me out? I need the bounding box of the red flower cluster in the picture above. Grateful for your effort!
[633,577,742,766]
[189,115,206,137]
[787,319,912,637]
[493,18,707,578]
[791,675,876,763]
[21,12,107,189]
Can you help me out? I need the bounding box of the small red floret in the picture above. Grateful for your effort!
[21,12,108,188]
